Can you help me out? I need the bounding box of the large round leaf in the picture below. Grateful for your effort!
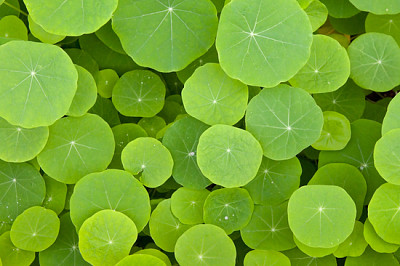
[70,169,151,232]
[216,0,313,87]
[0,231,35,266]
[175,224,236,266]
[368,183,400,245]
[112,0,218,72]
[0,40,77,128]
[348,32,400,92]
[246,84,323,160]
[197,124,263,187]
[375,129,400,185]
[382,93,400,135]
[37,114,115,184]
[288,185,356,248]
[181,63,248,125]
[289,35,350,94]
[24,0,118,36]
[365,14,400,45]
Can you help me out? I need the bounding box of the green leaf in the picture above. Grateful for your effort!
[70,169,151,232]
[197,124,263,187]
[216,0,312,88]
[78,210,137,266]
[246,84,323,160]
[244,156,302,206]
[288,185,356,248]
[383,93,400,135]
[112,70,166,118]
[368,183,400,245]
[365,14,400,45]
[10,206,60,252]
[349,0,400,15]
[162,116,211,189]
[175,224,236,266]
[134,249,171,266]
[0,15,27,40]
[283,247,337,266]
[348,32,400,92]
[112,0,218,72]
[42,175,67,215]
[289,35,350,94]
[241,202,296,251]
[182,63,248,125]
[24,0,118,36]
[244,250,290,266]
[293,236,338,257]
[37,114,115,184]
[304,1,328,32]
[320,0,359,18]
[95,69,119,99]
[95,21,126,55]
[333,221,368,258]
[121,137,173,188]
[28,15,64,44]
[0,40,78,128]
[116,254,166,266]
[364,218,399,253]
[0,231,35,266]
[344,246,399,266]
[0,116,49,162]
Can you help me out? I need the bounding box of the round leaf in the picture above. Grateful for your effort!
[364,218,399,253]
[246,84,323,160]
[244,250,290,266]
[320,0,360,18]
[0,40,78,128]
[349,0,400,15]
[334,221,368,258]
[0,231,35,266]
[365,14,400,45]
[216,0,313,87]
[375,128,400,185]
[197,124,263,187]
[116,254,166,266]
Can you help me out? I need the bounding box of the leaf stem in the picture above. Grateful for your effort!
[3,1,29,17]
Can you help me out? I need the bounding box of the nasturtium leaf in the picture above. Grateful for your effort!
[171,187,209,225]
[109,123,148,169]
[293,236,338,257]
[313,79,366,122]
[0,161,45,225]
[0,0,19,19]
[283,247,337,266]
[344,246,399,266]
[96,69,119,99]
[288,185,356,248]
[182,63,248,125]
[138,116,167,138]
[134,249,171,266]
[24,0,118,36]
[366,14,400,45]
[162,116,211,189]
[39,213,89,266]
[66,65,97,117]
[175,224,236,266]
[10,206,60,252]
[216,0,313,88]
[383,93,400,134]
[308,163,367,219]
[177,46,218,84]
[203,188,254,234]
[349,0,400,15]
[246,85,323,160]
[368,183,400,245]
[0,40,78,128]
[244,250,290,266]
[0,231,35,266]
[95,21,125,55]
[304,1,328,32]
[241,202,296,251]
[70,169,151,232]
[297,0,313,9]
[364,99,389,122]
[27,15,64,44]
[89,96,121,127]
[158,101,186,124]
[289,35,350,94]
[0,116,48,162]
[42,175,67,215]
[364,218,399,253]
[312,111,351,150]
[112,0,218,72]
[64,48,99,77]
[116,254,166,266]
[244,156,302,206]
[79,210,137,266]
[37,114,115,184]
[334,221,368,258]
[320,0,359,18]
[319,119,385,203]
[348,32,400,92]
[375,129,400,185]
[121,137,173,188]
[0,15,27,40]
[329,12,368,35]
[197,124,263,187]
[149,199,191,252]
[112,70,166,118]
